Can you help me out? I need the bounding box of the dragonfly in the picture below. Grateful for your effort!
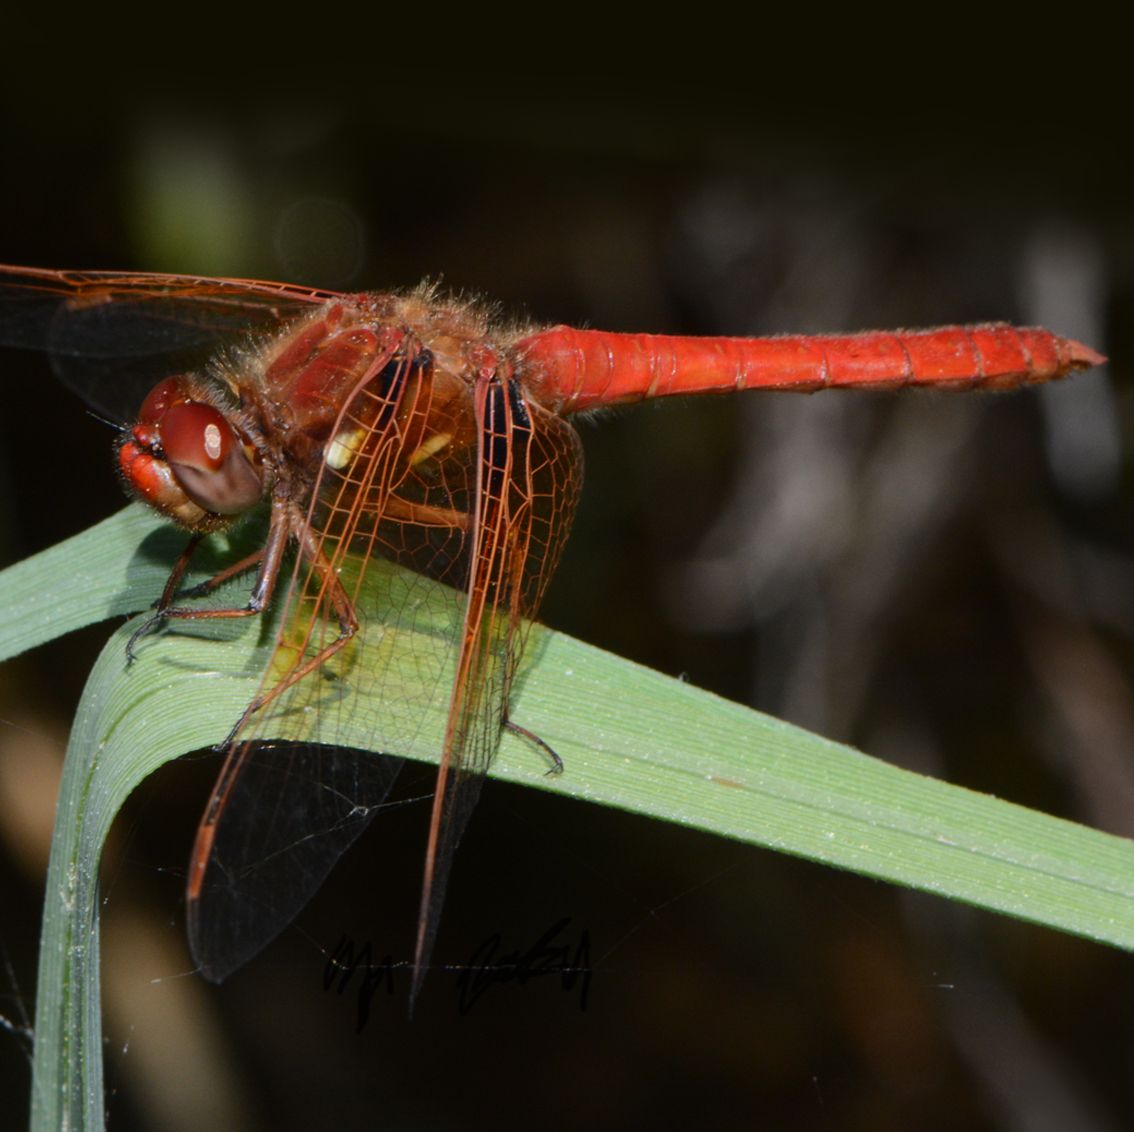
[0,264,1104,1005]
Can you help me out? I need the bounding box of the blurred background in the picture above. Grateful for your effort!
[0,23,1132,1131]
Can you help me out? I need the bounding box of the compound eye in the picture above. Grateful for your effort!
[161,401,232,470]
[160,402,263,516]
[137,376,186,427]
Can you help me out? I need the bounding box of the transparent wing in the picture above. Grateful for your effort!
[186,332,427,979]
[186,741,404,982]
[410,375,583,1003]
[0,265,336,420]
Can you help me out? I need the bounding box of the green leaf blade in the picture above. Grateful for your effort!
[6,504,1133,1130]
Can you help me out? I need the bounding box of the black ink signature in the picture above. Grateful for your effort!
[322,934,398,1033]
[454,917,592,1015]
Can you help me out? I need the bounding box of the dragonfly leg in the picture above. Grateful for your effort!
[504,718,563,775]
[127,498,291,661]
[382,492,470,530]
[220,514,360,748]
[176,547,267,600]
[127,532,203,662]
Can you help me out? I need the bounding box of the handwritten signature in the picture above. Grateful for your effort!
[454,917,592,1015]
[322,918,592,1029]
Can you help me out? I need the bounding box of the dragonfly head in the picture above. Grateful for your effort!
[118,375,265,531]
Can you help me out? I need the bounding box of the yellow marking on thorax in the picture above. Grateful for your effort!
[325,426,367,470]
[410,432,451,465]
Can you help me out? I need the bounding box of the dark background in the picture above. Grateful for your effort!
[1,23,1132,1131]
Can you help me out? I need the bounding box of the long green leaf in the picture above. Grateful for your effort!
[5,505,1134,1130]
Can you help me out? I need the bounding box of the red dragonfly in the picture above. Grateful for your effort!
[0,264,1104,1003]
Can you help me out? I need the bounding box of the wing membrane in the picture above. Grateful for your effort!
[411,375,583,1002]
[0,265,336,420]
[187,741,404,982]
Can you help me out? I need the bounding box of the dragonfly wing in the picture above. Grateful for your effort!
[187,335,432,978]
[0,266,332,421]
[187,741,403,982]
[410,374,583,1004]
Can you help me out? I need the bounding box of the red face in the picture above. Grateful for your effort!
[118,375,265,530]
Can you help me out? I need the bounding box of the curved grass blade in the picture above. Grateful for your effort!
[3,505,1134,1129]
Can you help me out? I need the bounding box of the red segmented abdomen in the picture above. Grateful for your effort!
[516,323,1106,414]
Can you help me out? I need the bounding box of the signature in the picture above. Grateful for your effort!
[454,917,592,1015]
[323,918,592,1029]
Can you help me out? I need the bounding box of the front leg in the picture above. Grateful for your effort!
[127,498,292,662]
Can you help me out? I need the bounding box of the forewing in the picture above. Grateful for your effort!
[410,375,584,1002]
[0,265,335,421]
[184,340,469,980]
